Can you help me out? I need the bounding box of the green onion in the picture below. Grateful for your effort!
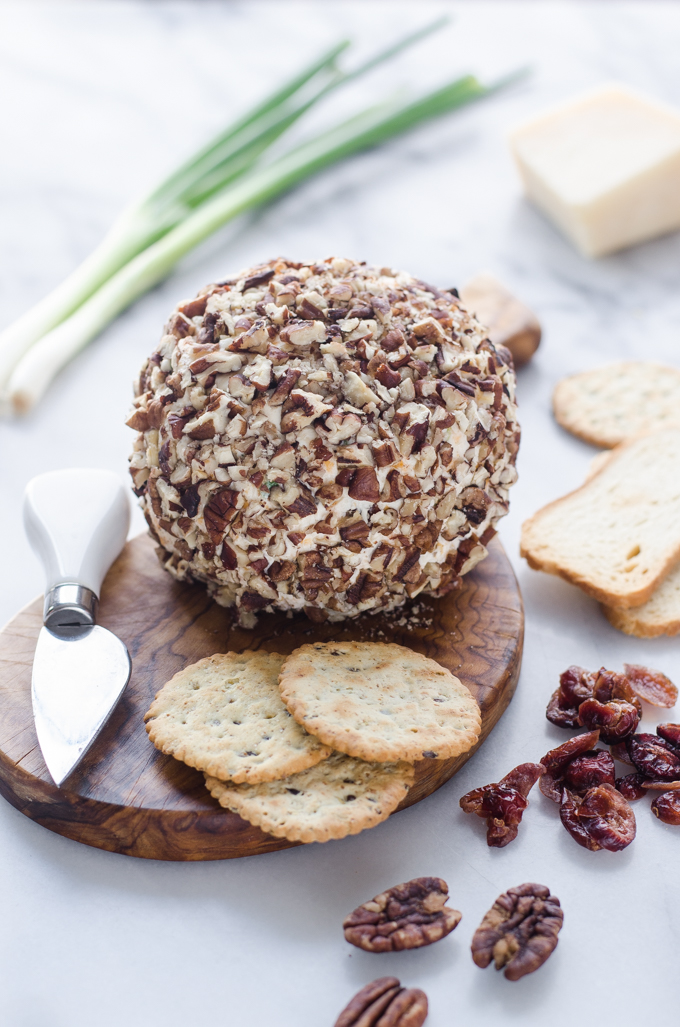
[1,22,524,414]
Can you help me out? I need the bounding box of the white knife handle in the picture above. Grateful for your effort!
[24,469,130,628]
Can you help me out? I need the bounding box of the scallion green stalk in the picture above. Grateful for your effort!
[7,73,493,413]
[0,19,448,396]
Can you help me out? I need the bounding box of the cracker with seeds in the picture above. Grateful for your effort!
[145,651,331,784]
[553,361,680,448]
[206,752,414,843]
[278,642,481,763]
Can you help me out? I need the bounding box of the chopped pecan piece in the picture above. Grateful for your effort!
[334,978,428,1027]
[651,792,680,825]
[471,884,563,981]
[343,877,461,953]
[560,783,636,851]
[460,763,544,847]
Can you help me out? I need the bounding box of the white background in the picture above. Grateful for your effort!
[1,2,679,1024]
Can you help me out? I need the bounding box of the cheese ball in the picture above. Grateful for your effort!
[127,257,519,625]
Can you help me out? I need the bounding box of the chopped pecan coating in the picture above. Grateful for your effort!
[626,733,680,780]
[460,763,544,847]
[577,698,640,744]
[651,792,680,825]
[128,257,519,625]
[615,773,648,801]
[334,978,428,1027]
[343,877,461,953]
[656,723,680,749]
[623,664,678,708]
[560,783,636,851]
[471,883,563,981]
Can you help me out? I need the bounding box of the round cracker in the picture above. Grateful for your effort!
[278,642,481,763]
[205,752,414,843]
[553,361,680,448]
[145,651,331,784]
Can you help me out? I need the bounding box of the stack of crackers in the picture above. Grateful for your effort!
[145,643,481,844]
[521,361,680,637]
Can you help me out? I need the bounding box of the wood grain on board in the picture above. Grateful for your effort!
[0,532,523,861]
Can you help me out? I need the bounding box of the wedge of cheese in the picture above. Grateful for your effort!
[509,85,680,257]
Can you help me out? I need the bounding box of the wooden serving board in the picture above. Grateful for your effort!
[0,533,523,861]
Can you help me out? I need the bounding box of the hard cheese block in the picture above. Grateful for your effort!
[509,85,680,257]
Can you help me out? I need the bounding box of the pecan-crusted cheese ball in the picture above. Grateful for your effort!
[126,257,520,625]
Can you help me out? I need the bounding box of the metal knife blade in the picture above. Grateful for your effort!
[32,624,131,786]
[24,469,132,787]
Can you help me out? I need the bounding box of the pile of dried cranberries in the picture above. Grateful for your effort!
[460,663,680,849]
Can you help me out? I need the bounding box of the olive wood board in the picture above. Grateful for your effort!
[0,532,523,861]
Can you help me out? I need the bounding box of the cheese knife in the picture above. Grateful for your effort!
[24,468,132,786]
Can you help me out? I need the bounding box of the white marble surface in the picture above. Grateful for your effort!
[1,2,680,1024]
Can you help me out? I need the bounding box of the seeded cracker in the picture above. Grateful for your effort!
[144,651,331,784]
[278,642,481,763]
[205,752,414,843]
[127,256,519,627]
[553,361,680,448]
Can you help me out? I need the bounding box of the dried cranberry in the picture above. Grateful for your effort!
[563,750,615,795]
[546,689,581,729]
[539,731,600,803]
[560,784,636,852]
[610,741,634,765]
[541,731,601,777]
[546,667,596,728]
[651,791,680,825]
[623,664,678,708]
[460,763,544,848]
[656,723,680,750]
[593,668,642,715]
[641,779,680,791]
[627,733,680,780]
[615,773,647,801]
[560,666,596,707]
[499,762,546,797]
[577,698,639,743]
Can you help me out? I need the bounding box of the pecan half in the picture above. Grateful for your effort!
[471,884,563,981]
[334,978,428,1027]
[343,877,461,953]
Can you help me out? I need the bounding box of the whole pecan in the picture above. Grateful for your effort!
[460,763,544,847]
[343,877,461,952]
[471,883,563,981]
[334,978,428,1027]
[560,783,636,851]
